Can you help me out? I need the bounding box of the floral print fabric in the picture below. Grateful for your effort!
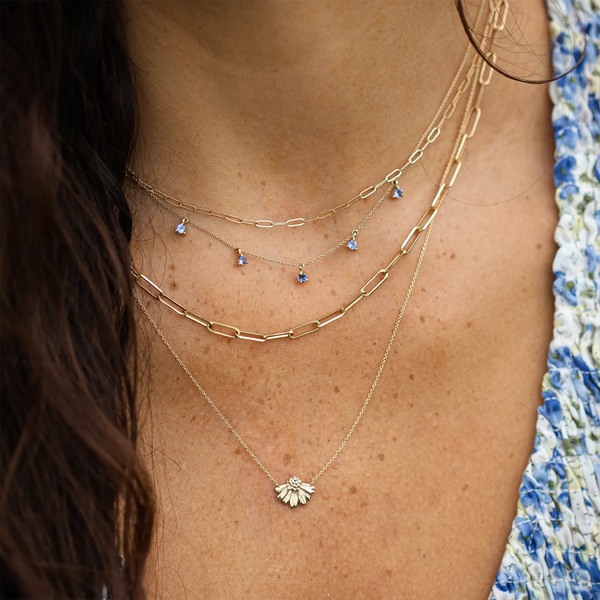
[489,1,600,598]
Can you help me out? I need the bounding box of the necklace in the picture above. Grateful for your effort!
[135,0,502,506]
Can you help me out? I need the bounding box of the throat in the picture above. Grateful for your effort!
[125,0,469,216]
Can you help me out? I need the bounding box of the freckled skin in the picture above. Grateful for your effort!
[128,1,557,598]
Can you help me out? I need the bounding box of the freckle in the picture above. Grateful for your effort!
[234,448,241,455]
[283,453,291,466]
[409,402,414,408]
[386,569,393,576]
[190,415,197,423]
[443,251,447,256]
[409,374,414,381]
[467,321,472,328]
[378,453,385,461]
[169,280,177,290]
[258,398,265,405]
[421,286,426,292]
[393,393,398,399]
[331,289,337,297]
[269,311,274,317]
[537,243,542,249]
[422,553,427,559]
[334,385,340,393]
[234,521,239,527]
[393,436,397,442]
[462,483,469,492]
[203,346,210,355]
[360,501,368,507]
[261,181,266,186]
[450,252,456,259]
[435,411,439,417]
[318,399,323,404]
[349,485,357,494]
[420,315,426,323]
[168,264,175,271]
[276,382,282,388]
[238,172,242,177]
[324,233,329,239]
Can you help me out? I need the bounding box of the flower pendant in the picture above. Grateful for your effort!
[275,476,315,507]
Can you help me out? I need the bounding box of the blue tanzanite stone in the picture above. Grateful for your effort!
[347,239,358,250]
[393,187,403,199]
[175,222,187,234]
[297,272,308,284]
[237,254,248,266]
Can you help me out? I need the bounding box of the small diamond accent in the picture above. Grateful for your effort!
[237,254,248,266]
[175,222,187,234]
[393,187,403,199]
[297,273,308,284]
[347,239,358,250]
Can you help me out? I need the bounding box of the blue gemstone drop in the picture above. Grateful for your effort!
[347,239,358,251]
[237,254,248,266]
[175,222,187,234]
[297,273,309,284]
[393,187,404,199]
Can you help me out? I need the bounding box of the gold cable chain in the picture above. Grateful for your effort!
[136,0,503,489]
[126,50,480,229]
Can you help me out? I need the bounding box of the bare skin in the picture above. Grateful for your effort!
[126,1,558,598]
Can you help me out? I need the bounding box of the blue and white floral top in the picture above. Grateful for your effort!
[489,1,600,598]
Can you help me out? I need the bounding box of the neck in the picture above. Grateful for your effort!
[125,0,472,215]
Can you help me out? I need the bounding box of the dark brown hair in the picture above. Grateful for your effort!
[0,1,584,598]
[1,2,152,598]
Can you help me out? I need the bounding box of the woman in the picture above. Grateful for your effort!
[1,0,598,598]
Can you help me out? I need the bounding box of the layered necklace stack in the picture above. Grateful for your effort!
[132,0,506,508]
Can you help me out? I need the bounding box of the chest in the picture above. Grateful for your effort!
[137,78,559,598]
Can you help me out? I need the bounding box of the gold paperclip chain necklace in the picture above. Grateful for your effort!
[136,0,501,505]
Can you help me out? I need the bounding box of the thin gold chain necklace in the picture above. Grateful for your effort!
[149,182,394,284]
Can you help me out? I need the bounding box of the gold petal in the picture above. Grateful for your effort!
[283,489,292,504]
[298,491,307,505]
[290,492,298,508]
[300,483,315,494]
